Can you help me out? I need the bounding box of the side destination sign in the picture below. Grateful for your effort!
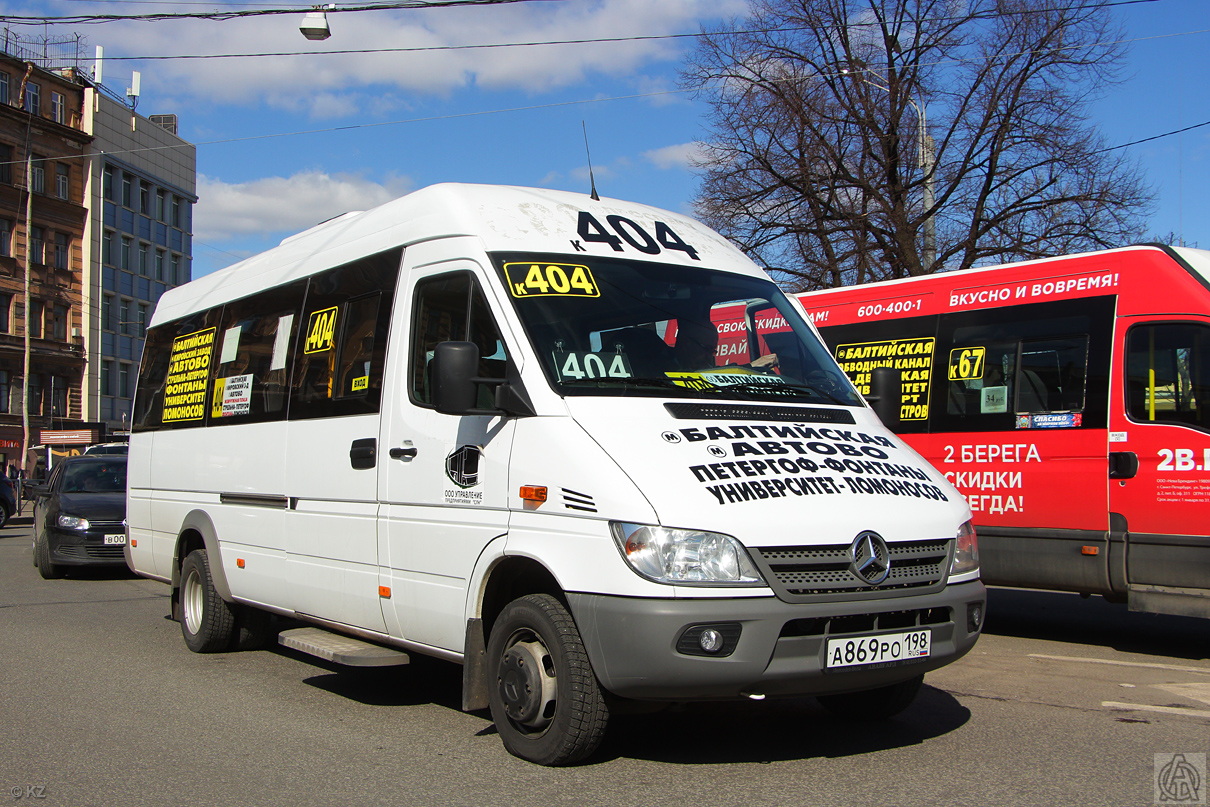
[834,337,935,421]
[163,327,216,422]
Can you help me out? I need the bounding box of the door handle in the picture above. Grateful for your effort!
[389,446,418,460]
[1109,451,1139,480]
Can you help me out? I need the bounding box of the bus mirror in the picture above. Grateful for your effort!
[433,341,482,415]
[867,366,901,427]
[432,341,533,417]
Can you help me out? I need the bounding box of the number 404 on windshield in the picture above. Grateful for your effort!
[553,350,634,382]
[504,262,600,298]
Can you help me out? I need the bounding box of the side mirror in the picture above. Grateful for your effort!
[432,341,535,417]
[867,366,902,428]
[433,341,482,415]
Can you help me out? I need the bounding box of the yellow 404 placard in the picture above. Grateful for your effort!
[504,262,600,298]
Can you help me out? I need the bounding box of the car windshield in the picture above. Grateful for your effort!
[491,253,862,405]
[62,461,127,493]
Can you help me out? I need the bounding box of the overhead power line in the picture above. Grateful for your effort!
[0,0,1162,26]
[0,0,562,26]
[1097,119,1210,153]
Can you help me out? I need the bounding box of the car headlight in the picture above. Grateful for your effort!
[610,522,765,586]
[950,520,979,577]
[58,513,90,530]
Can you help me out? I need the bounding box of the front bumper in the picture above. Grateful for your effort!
[570,580,984,700]
[46,528,129,567]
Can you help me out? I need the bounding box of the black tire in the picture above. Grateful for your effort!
[0,503,11,529]
[817,674,924,720]
[179,549,236,653]
[35,535,63,580]
[487,593,609,766]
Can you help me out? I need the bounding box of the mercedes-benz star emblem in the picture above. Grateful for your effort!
[850,531,891,586]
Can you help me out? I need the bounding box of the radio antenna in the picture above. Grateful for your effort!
[582,121,600,201]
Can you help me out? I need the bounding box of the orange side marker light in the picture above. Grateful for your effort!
[379,586,392,599]
[520,486,548,503]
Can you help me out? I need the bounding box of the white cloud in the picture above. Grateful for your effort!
[193,171,414,244]
[643,141,708,170]
[91,0,747,117]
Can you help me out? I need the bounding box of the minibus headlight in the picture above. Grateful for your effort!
[610,522,765,586]
[58,514,90,530]
[950,520,979,577]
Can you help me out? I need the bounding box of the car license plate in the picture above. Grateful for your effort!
[825,629,931,669]
[103,534,127,545]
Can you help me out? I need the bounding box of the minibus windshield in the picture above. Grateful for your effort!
[492,253,862,405]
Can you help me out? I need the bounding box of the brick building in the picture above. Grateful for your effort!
[0,33,196,470]
[0,51,90,472]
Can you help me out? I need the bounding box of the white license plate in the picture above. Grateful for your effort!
[825,629,931,669]
[103,534,127,545]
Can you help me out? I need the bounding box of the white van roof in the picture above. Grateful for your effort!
[153,183,757,326]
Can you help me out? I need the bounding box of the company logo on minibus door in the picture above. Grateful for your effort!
[444,445,485,506]
[850,531,891,585]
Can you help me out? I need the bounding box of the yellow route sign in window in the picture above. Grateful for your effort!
[504,262,599,298]
[948,346,987,381]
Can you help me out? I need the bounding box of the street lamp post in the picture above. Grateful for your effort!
[841,67,936,270]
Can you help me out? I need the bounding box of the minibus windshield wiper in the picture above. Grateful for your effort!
[560,376,687,390]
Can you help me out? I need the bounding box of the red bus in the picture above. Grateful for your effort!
[793,245,1210,620]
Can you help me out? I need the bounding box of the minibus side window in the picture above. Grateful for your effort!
[820,314,936,434]
[933,297,1112,433]
[209,280,306,425]
[1017,336,1089,413]
[944,335,1090,421]
[288,248,400,420]
[132,309,224,432]
[410,272,508,407]
[1126,323,1210,430]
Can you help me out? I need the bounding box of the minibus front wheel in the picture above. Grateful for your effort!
[487,593,609,765]
[179,548,237,653]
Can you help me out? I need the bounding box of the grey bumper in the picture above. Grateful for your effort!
[569,580,985,700]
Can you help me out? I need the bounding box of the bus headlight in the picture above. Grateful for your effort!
[951,520,979,577]
[610,522,765,586]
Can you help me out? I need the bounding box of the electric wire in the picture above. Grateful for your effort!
[0,0,563,25]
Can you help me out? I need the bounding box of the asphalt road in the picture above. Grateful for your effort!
[1,515,1207,807]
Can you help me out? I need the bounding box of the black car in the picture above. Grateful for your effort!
[32,456,128,579]
[0,475,15,528]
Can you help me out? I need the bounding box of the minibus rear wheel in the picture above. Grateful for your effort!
[816,673,924,720]
[487,593,609,765]
[179,549,236,653]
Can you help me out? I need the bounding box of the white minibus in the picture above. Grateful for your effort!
[127,183,984,765]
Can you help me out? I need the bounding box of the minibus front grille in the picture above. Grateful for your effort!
[751,539,953,603]
[779,606,952,638]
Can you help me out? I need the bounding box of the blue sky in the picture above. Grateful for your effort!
[5,0,1207,277]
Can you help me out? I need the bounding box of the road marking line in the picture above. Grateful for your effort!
[1153,683,1210,707]
[1029,654,1210,675]
[1102,701,1210,719]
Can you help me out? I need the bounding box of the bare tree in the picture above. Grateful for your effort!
[685,0,1154,290]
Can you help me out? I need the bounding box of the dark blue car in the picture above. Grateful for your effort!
[32,456,128,579]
